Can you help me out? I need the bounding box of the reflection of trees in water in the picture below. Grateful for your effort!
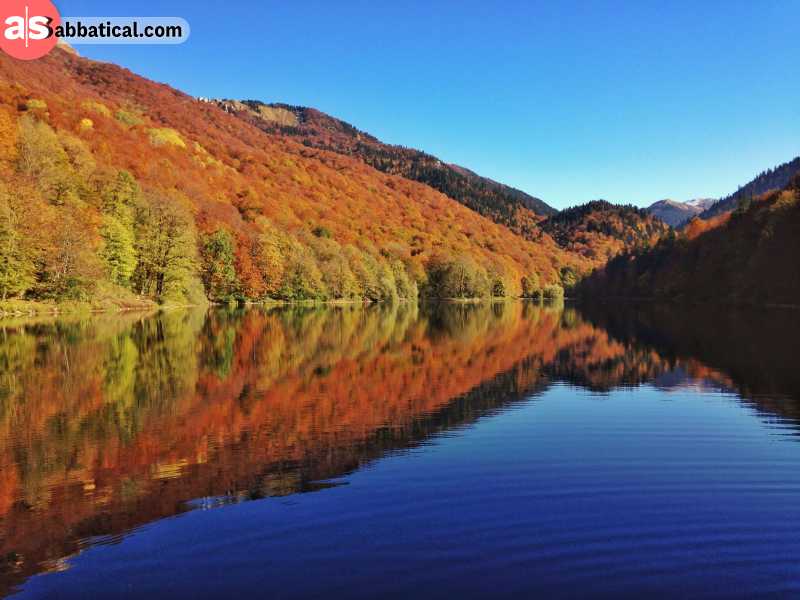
[0,301,797,593]
[0,302,556,592]
[577,302,800,411]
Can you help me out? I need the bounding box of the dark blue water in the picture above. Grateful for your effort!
[2,303,800,598]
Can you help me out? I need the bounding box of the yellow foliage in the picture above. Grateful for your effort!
[115,108,143,126]
[25,99,47,111]
[0,108,17,167]
[81,100,111,117]
[147,127,186,148]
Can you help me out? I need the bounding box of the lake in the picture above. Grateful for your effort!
[1,301,799,598]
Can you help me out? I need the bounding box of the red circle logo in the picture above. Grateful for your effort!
[0,0,60,60]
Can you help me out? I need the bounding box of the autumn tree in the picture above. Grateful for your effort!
[16,116,77,206]
[427,254,489,298]
[521,272,540,298]
[279,246,327,301]
[39,206,100,299]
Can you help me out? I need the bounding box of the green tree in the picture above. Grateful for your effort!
[0,191,35,299]
[100,215,137,286]
[200,229,239,301]
[391,260,418,300]
[132,195,199,302]
[99,171,139,286]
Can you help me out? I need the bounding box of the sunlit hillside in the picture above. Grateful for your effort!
[0,48,588,307]
[211,99,557,240]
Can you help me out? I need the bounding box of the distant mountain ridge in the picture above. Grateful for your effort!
[699,156,800,220]
[647,198,715,227]
[540,200,670,263]
[209,99,557,241]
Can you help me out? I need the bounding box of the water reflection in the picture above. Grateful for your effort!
[0,301,798,595]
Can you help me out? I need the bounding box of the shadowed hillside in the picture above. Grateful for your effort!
[579,177,800,304]
[699,156,800,220]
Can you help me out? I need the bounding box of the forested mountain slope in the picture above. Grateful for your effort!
[210,99,556,241]
[579,176,800,304]
[0,48,585,306]
[699,156,800,220]
[540,200,670,265]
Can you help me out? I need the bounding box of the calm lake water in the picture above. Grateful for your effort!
[1,301,799,598]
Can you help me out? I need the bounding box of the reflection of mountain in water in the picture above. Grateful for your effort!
[651,367,735,395]
[578,302,800,419]
[0,301,798,594]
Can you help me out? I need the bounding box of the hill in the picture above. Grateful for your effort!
[0,48,584,307]
[539,200,670,272]
[579,176,800,304]
[209,99,556,240]
[647,198,714,227]
[699,156,800,220]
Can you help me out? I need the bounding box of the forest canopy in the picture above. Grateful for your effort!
[0,48,586,307]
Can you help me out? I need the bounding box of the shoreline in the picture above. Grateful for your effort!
[0,295,541,320]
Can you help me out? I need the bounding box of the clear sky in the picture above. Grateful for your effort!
[54,0,800,209]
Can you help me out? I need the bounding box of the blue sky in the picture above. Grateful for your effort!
[54,0,800,209]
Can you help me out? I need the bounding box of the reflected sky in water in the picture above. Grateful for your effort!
[1,302,799,598]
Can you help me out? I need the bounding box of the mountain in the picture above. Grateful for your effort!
[647,198,715,227]
[685,198,716,210]
[579,175,800,304]
[0,48,583,308]
[208,100,557,240]
[540,200,671,267]
[699,156,800,220]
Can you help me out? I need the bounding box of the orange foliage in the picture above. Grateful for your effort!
[0,49,584,296]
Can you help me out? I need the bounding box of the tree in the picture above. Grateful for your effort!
[40,207,100,299]
[0,191,34,299]
[560,266,579,290]
[542,284,565,300]
[99,171,139,286]
[17,116,77,206]
[280,247,327,301]
[320,254,359,300]
[100,215,137,286]
[345,245,380,301]
[521,272,540,298]
[391,260,417,300]
[200,229,240,301]
[426,254,489,298]
[132,195,199,302]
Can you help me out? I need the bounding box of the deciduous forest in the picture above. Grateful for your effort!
[0,48,591,309]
